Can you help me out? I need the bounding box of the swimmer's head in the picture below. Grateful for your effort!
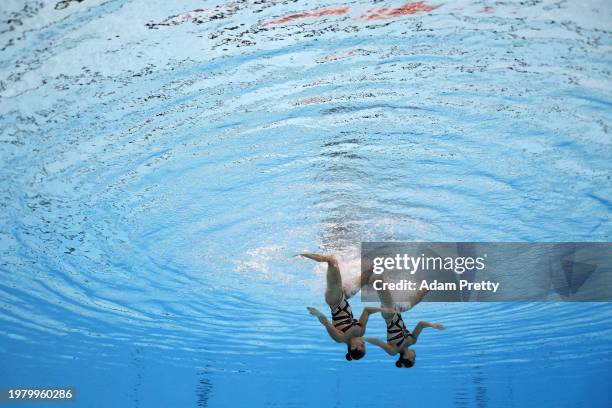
[395,349,415,368]
[345,337,366,361]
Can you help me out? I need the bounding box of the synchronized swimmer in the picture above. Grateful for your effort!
[300,253,392,361]
[301,253,444,367]
[364,275,444,368]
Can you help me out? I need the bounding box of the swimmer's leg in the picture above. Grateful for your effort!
[343,275,362,300]
[342,258,375,300]
[398,287,430,313]
[300,253,343,306]
[376,276,397,320]
[299,253,332,263]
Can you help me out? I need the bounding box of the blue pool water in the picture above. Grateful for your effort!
[1,0,611,406]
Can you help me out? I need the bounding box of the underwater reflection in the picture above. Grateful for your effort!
[130,347,144,408]
[452,368,490,408]
[313,133,370,251]
[196,367,213,408]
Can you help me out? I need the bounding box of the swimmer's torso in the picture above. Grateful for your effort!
[385,313,414,349]
[330,295,361,334]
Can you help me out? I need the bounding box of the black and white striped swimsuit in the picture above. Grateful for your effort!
[330,295,360,333]
[386,313,413,348]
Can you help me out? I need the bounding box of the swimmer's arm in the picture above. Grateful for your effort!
[307,307,343,342]
[412,321,445,340]
[363,337,396,355]
[322,320,344,342]
[357,307,395,329]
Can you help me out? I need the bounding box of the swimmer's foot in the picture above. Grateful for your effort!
[299,252,335,263]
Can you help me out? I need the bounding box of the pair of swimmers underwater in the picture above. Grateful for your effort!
[300,253,444,367]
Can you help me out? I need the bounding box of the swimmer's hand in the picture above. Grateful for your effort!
[432,323,445,330]
[307,306,328,324]
[307,306,322,316]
